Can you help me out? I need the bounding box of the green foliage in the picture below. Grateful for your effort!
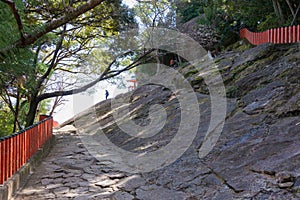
[198,6,217,26]
[134,0,175,28]
[257,13,291,31]
[176,0,300,48]
[0,3,19,47]
[0,1,34,76]
[183,69,199,78]
[0,102,14,137]
[176,0,204,23]
[0,0,137,130]
[226,85,240,98]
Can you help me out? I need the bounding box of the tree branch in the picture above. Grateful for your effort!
[35,24,67,97]
[2,88,22,131]
[54,68,80,74]
[285,0,295,17]
[0,0,105,52]
[291,1,300,25]
[37,49,155,102]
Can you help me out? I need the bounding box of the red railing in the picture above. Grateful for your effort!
[0,117,53,185]
[240,25,300,45]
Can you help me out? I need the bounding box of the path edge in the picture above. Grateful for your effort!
[0,136,55,200]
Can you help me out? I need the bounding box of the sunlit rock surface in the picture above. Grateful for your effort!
[14,43,299,199]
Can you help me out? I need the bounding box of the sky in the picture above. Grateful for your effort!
[53,75,134,124]
[123,0,136,8]
[52,0,137,124]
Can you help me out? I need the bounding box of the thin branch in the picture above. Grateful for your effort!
[54,68,80,74]
[36,24,67,96]
[291,1,300,25]
[2,88,22,130]
[37,49,155,101]
[285,0,295,17]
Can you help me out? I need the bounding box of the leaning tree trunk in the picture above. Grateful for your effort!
[13,90,21,132]
[26,98,39,127]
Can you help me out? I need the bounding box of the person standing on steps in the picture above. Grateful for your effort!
[105,90,109,100]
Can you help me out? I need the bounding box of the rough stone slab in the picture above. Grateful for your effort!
[45,183,62,189]
[56,125,77,133]
[41,178,53,185]
[11,47,300,200]
[94,178,118,187]
[115,175,146,191]
[53,186,70,195]
[112,191,135,200]
[136,185,185,200]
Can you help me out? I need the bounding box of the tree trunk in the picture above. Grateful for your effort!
[24,49,154,127]
[13,90,20,132]
[26,98,39,127]
[285,0,295,17]
[272,0,285,24]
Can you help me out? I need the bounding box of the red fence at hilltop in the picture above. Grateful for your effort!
[0,117,53,185]
[240,25,300,45]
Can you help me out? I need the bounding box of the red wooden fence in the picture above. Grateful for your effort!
[240,25,300,45]
[0,117,53,185]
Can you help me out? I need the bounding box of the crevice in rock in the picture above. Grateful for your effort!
[201,161,244,193]
[277,110,300,118]
[249,169,276,176]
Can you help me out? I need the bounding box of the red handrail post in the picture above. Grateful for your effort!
[284,27,288,43]
[0,140,4,184]
[16,134,20,170]
[281,27,284,43]
[288,26,292,43]
[265,30,268,43]
[296,25,300,42]
[21,131,25,167]
[8,137,13,180]
[273,29,276,44]
[292,26,296,43]
[26,129,30,162]
[277,28,281,44]
[3,140,7,184]
[12,135,16,175]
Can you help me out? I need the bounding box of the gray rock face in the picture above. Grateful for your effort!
[14,44,299,199]
[116,175,146,191]
[136,185,185,200]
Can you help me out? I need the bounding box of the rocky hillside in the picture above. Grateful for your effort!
[179,16,220,51]
[63,43,300,199]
